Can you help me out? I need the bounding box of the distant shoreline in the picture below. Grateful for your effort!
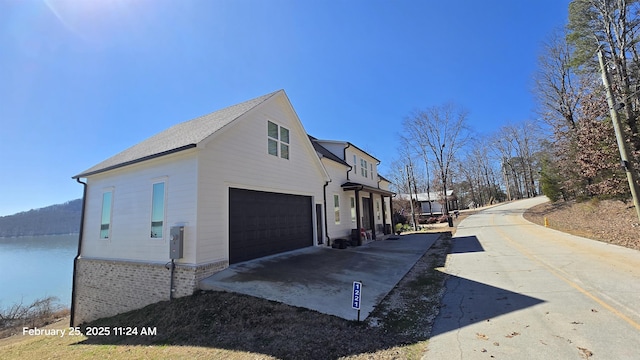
[0,233,79,240]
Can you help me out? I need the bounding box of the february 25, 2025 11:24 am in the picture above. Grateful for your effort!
[22,326,157,337]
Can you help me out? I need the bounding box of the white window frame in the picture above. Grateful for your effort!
[360,158,368,178]
[334,194,341,224]
[150,178,167,239]
[267,120,290,159]
[100,187,114,239]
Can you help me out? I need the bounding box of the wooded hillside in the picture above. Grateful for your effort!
[0,199,82,237]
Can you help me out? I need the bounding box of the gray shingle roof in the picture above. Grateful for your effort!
[74,90,282,178]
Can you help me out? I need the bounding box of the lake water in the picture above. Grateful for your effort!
[0,234,77,309]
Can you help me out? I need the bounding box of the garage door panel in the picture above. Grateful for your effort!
[229,188,313,264]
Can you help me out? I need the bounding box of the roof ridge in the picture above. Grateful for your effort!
[73,90,284,178]
[172,89,282,129]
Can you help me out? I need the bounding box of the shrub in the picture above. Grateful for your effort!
[437,215,450,223]
[0,296,66,336]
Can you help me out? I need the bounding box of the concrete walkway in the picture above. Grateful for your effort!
[199,233,439,321]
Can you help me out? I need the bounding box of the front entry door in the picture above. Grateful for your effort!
[362,197,371,230]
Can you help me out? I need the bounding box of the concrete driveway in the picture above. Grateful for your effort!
[199,233,439,321]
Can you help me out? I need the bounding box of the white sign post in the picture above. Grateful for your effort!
[352,281,362,321]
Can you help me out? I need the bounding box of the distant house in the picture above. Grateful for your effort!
[71,90,394,325]
[396,190,458,216]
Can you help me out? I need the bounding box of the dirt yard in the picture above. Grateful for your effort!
[523,198,640,251]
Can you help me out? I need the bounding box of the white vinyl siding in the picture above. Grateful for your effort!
[100,190,113,239]
[81,151,198,263]
[196,95,326,263]
[81,93,329,266]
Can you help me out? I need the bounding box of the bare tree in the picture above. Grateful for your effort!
[568,0,640,151]
[402,103,471,214]
[491,122,542,200]
[534,29,581,132]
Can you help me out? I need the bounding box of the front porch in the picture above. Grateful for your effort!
[342,181,395,244]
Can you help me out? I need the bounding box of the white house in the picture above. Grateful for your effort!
[397,190,458,215]
[70,90,394,325]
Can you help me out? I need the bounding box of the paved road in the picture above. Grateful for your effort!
[425,197,640,360]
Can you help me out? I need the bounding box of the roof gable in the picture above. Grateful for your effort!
[313,139,380,163]
[308,136,350,167]
[74,90,282,178]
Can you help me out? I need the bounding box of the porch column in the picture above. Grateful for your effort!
[381,195,388,235]
[369,191,376,240]
[389,196,396,235]
[355,189,362,245]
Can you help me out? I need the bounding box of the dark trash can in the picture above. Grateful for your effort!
[332,238,348,249]
[351,229,362,246]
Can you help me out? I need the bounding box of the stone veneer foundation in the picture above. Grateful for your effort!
[72,257,227,325]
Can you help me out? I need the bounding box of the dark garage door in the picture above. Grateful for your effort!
[229,188,313,264]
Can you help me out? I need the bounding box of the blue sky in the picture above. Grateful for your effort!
[0,0,569,216]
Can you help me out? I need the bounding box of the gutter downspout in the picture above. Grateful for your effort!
[323,180,330,246]
[377,177,388,236]
[344,143,353,180]
[70,178,87,327]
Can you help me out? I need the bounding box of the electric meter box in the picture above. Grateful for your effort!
[169,226,184,259]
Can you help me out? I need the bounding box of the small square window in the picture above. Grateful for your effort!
[268,121,278,139]
[280,127,289,144]
[266,120,290,159]
[268,138,278,156]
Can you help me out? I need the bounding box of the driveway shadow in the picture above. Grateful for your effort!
[432,234,545,337]
[430,274,545,337]
[450,235,485,253]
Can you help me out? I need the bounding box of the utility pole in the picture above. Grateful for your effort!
[424,155,433,215]
[502,157,512,201]
[406,164,418,231]
[597,48,640,222]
